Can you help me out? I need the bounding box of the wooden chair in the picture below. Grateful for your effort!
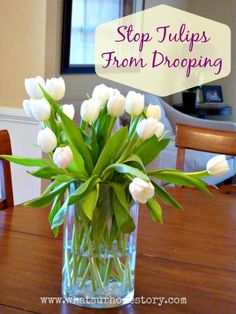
[0,130,14,209]
[175,123,236,193]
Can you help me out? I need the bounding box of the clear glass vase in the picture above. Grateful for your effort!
[62,185,138,308]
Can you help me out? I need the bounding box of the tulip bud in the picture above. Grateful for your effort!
[23,98,51,121]
[37,128,57,153]
[23,100,33,118]
[46,77,65,101]
[146,104,161,121]
[53,146,73,169]
[136,118,159,140]
[80,99,100,123]
[125,91,144,116]
[129,178,154,204]
[206,155,229,177]
[62,104,75,120]
[107,94,125,117]
[92,84,112,108]
[112,89,121,96]
[155,122,165,139]
[24,76,45,99]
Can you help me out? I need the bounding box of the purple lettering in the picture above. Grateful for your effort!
[156,25,170,43]
[115,26,127,42]
[152,50,164,67]
[101,51,147,68]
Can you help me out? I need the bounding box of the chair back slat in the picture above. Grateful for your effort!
[176,124,236,157]
[175,123,236,193]
[0,130,14,209]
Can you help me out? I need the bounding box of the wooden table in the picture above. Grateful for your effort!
[1,187,236,313]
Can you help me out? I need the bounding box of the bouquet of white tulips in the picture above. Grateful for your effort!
[1,76,229,307]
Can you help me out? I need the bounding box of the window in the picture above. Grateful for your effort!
[61,0,144,73]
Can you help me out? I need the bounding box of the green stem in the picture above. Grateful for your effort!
[80,119,88,131]
[79,263,90,289]
[65,251,72,288]
[105,117,116,142]
[81,211,104,291]
[72,253,78,285]
[113,255,124,280]
[123,255,131,291]
[185,170,209,178]
[128,114,142,137]
[118,133,142,162]
[104,259,113,285]
[78,256,87,277]
[89,260,97,292]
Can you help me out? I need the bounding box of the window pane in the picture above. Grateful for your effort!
[70,0,121,65]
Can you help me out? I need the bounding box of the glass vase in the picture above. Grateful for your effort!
[62,185,138,308]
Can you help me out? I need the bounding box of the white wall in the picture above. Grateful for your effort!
[0,108,41,204]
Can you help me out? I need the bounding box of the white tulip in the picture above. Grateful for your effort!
[146,104,161,121]
[107,94,126,117]
[136,118,159,140]
[23,98,51,121]
[206,155,229,177]
[23,99,33,118]
[80,99,100,123]
[53,146,73,169]
[24,76,45,99]
[129,178,154,204]
[62,104,75,120]
[125,91,144,116]
[46,77,65,101]
[37,128,57,153]
[112,89,121,96]
[155,122,165,139]
[92,84,112,108]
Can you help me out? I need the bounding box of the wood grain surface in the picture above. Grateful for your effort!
[0,187,236,314]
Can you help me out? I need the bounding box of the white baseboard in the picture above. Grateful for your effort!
[0,106,41,205]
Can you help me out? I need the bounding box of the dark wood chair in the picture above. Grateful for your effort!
[0,130,14,209]
[175,123,236,193]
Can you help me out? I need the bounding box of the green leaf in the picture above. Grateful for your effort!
[24,182,69,208]
[93,127,128,176]
[51,198,69,230]
[40,180,62,197]
[92,206,108,245]
[90,125,99,164]
[147,198,163,223]
[48,192,64,237]
[51,174,76,182]
[40,85,60,110]
[56,108,93,174]
[94,105,108,136]
[135,137,170,166]
[149,170,211,195]
[81,185,99,220]
[110,182,129,209]
[91,186,111,245]
[103,163,150,182]
[0,155,53,167]
[69,146,88,178]
[113,190,135,233]
[68,176,100,205]
[108,217,119,248]
[123,154,145,171]
[28,167,65,179]
[152,182,183,210]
